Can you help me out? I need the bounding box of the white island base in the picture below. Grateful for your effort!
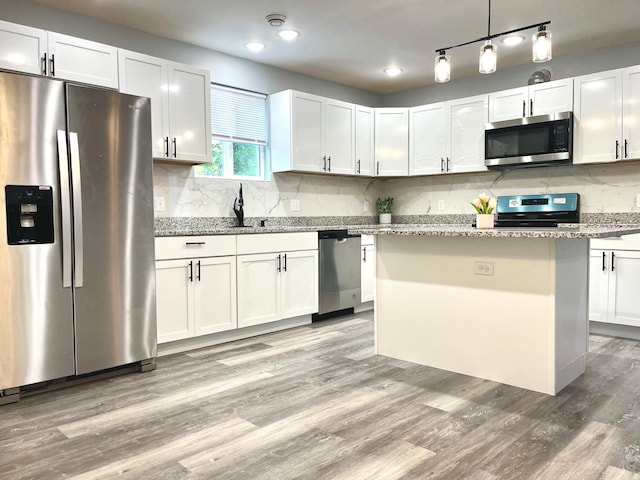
[375,235,589,395]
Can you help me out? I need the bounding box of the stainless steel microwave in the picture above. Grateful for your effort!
[485,111,573,168]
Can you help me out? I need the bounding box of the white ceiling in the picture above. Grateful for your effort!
[33,0,640,94]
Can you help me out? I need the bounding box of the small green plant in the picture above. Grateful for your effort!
[376,197,394,214]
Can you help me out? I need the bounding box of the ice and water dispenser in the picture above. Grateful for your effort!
[5,185,54,245]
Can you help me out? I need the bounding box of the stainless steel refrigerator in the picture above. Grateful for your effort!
[0,71,157,399]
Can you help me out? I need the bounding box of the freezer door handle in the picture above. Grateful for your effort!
[57,130,73,288]
[69,132,84,288]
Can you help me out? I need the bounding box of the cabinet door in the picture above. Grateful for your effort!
[156,260,193,343]
[193,256,238,336]
[447,95,488,173]
[0,20,46,76]
[237,253,280,328]
[361,244,375,303]
[374,108,409,176]
[409,103,446,175]
[623,65,640,160]
[280,250,319,319]
[573,70,623,164]
[118,50,170,159]
[608,250,640,327]
[529,78,573,117]
[292,91,324,172]
[355,105,374,176]
[488,87,528,122]
[47,32,118,88]
[324,99,355,174]
[168,63,211,164]
[588,249,609,323]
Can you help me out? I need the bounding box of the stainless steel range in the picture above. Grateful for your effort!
[480,193,580,228]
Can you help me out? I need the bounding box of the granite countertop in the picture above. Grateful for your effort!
[155,223,640,239]
[347,223,640,239]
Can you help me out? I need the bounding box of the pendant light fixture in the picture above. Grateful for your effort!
[434,50,451,83]
[532,25,552,62]
[434,0,551,83]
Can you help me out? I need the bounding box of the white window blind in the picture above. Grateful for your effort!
[210,84,267,145]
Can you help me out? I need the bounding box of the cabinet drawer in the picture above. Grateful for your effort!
[236,232,317,255]
[155,235,236,260]
[592,233,640,251]
[361,234,375,246]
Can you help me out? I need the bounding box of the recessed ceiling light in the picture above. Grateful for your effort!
[502,35,525,46]
[245,42,265,53]
[278,29,299,41]
[384,67,403,77]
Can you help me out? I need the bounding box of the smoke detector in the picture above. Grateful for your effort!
[266,14,287,27]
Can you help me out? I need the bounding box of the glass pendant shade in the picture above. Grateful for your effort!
[479,41,497,74]
[532,27,552,62]
[434,51,451,83]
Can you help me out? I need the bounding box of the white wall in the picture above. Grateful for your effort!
[3,0,640,218]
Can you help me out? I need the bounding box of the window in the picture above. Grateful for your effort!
[195,84,267,179]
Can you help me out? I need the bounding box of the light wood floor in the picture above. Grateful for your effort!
[2,311,640,479]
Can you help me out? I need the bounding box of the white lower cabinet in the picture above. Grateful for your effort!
[361,235,375,303]
[237,249,318,328]
[155,236,237,344]
[236,232,318,328]
[589,249,640,327]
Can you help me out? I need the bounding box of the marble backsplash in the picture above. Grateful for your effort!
[153,161,640,221]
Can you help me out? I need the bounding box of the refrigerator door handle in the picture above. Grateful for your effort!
[69,132,84,288]
[57,130,73,288]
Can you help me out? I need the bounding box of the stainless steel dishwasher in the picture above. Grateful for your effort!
[315,230,362,319]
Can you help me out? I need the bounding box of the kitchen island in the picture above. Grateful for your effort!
[348,224,640,395]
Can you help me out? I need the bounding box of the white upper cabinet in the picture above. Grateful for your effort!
[270,90,355,175]
[119,50,211,164]
[410,95,487,175]
[0,21,118,88]
[409,103,446,175]
[573,69,623,164]
[47,33,118,88]
[0,20,46,76]
[488,79,573,122]
[374,108,409,176]
[355,105,374,176]
[623,65,640,160]
[447,95,488,174]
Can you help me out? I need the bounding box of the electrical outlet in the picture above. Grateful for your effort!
[364,201,370,212]
[290,199,300,211]
[474,261,494,276]
[636,194,640,208]
[153,196,165,212]
[437,200,445,211]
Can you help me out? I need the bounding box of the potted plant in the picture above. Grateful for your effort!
[376,197,394,224]
[470,192,497,229]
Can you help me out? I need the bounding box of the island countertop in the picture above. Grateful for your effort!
[347,223,640,239]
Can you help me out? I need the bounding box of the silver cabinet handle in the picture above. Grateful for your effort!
[42,53,48,76]
[530,99,533,116]
[376,161,380,175]
[363,247,367,262]
[522,100,526,118]
[185,241,205,246]
[322,155,327,171]
[277,254,282,272]
[446,157,450,172]
[283,253,287,272]
[164,137,169,157]
[625,139,629,158]
[172,137,177,158]
[188,260,193,282]
[616,140,620,159]
[50,54,55,77]
[611,252,615,271]
[57,130,72,288]
[357,159,361,174]
[440,157,444,172]
[69,132,84,288]
[196,260,201,281]
[327,156,331,172]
